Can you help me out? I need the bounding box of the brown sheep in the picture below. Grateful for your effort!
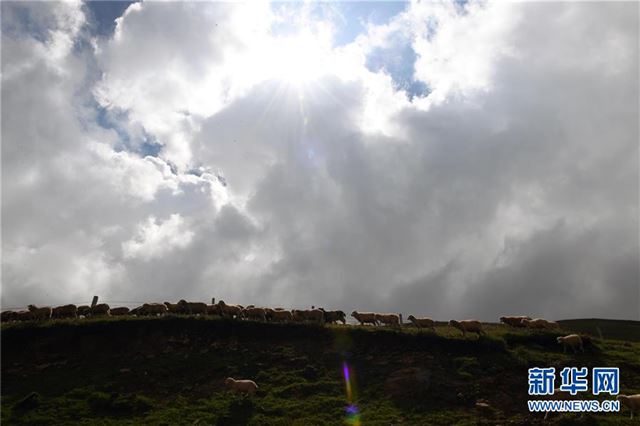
[28,304,52,321]
[1,311,17,322]
[225,377,258,395]
[91,303,110,316]
[617,394,640,419]
[52,304,78,319]
[499,316,531,328]
[351,311,378,326]
[242,307,267,322]
[375,313,402,327]
[407,315,436,331]
[163,302,185,314]
[77,305,92,317]
[269,309,293,323]
[110,307,130,316]
[449,320,485,338]
[15,310,34,321]
[321,309,347,325]
[206,304,220,316]
[140,303,167,316]
[522,318,557,330]
[293,309,324,324]
[177,300,207,315]
[217,300,243,318]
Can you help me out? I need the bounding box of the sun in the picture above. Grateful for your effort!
[271,33,328,88]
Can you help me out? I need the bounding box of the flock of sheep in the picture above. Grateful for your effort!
[1,302,553,333]
[2,301,639,418]
[0,301,582,347]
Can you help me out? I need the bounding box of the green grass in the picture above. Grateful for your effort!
[2,316,639,425]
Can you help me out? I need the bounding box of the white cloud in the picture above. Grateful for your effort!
[122,214,194,261]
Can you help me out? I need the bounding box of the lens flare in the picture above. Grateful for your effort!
[342,361,361,425]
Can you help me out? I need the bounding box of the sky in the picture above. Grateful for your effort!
[1,1,638,321]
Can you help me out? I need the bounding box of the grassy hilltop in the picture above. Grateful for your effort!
[1,317,639,425]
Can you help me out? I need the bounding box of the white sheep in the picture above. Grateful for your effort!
[617,394,640,419]
[407,315,436,332]
[556,334,584,353]
[449,320,485,338]
[351,311,378,326]
[225,377,258,395]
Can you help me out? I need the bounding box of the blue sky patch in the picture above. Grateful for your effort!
[83,0,137,37]
[365,41,430,100]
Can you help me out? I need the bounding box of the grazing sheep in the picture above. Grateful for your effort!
[27,305,52,321]
[217,301,243,319]
[110,307,130,316]
[557,334,584,353]
[449,320,485,338]
[522,318,557,330]
[617,394,640,419]
[320,309,346,325]
[77,305,92,317]
[225,377,258,395]
[242,307,267,322]
[375,313,402,327]
[140,303,167,316]
[407,315,436,331]
[91,303,110,316]
[499,316,531,328]
[268,309,293,323]
[351,311,378,326]
[129,306,143,316]
[1,311,17,322]
[15,310,34,321]
[177,300,207,315]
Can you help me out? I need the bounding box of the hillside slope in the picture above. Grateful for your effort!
[2,317,639,425]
